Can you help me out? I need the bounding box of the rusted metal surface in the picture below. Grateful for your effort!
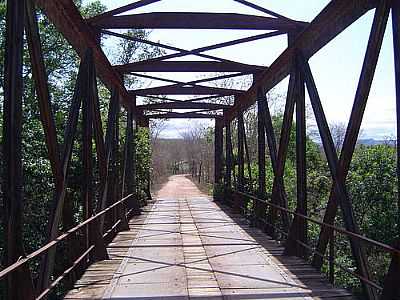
[102,29,258,67]
[148,112,222,119]
[33,0,134,111]
[225,121,233,204]
[2,0,35,298]
[214,118,224,186]
[299,52,377,300]
[237,114,245,191]
[115,60,264,73]
[266,65,296,237]
[138,102,231,110]
[256,87,267,228]
[312,0,391,270]
[123,110,141,215]
[2,1,399,299]
[225,0,377,121]
[132,84,244,96]
[284,62,307,258]
[92,12,304,30]
[88,0,162,23]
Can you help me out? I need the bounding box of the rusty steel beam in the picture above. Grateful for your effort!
[85,49,109,262]
[284,66,307,258]
[313,0,391,270]
[97,88,119,233]
[242,115,252,185]
[115,60,264,73]
[3,0,35,298]
[92,12,304,30]
[33,0,134,111]
[88,0,162,23]
[148,112,220,119]
[122,109,141,215]
[225,0,378,121]
[214,118,224,186]
[237,114,245,191]
[394,0,400,238]
[299,52,377,300]
[102,29,252,67]
[225,119,233,204]
[256,87,267,228]
[232,0,294,21]
[137,102,231,110]
[131,85,244,96]
[130,30,285,66]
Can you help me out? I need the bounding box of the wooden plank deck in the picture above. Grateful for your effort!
[64,175,355,300]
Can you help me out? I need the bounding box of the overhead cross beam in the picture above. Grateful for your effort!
[137,102,231,110]
[147,112,221,119]
[33,0,133,112]
[88,0,162,23]
[225,0,378,121]
[91,12,306,30]
[102,29,256,66]
[131,85,244,96]
[126,30,285,66]
[115,61,264,73]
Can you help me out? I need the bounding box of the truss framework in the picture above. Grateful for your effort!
[2,0,400,300]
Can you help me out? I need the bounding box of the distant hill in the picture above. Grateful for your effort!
[358,138,396,146]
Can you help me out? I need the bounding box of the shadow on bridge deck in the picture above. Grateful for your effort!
[64,175,354,300]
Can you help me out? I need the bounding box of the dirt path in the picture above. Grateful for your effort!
[153,174,205,199]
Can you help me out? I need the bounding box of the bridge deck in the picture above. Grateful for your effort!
[65,175,354,300]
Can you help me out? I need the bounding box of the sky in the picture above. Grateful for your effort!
[85,0,397,139]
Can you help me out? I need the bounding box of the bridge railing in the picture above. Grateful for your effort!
[0,194,134,300]
[220,188,400,299]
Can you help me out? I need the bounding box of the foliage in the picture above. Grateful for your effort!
[135,127,152,203]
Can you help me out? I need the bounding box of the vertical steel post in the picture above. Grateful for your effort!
[214,117,224,201]
[82,50,94,259]
[299,52,377,300]
[379,4,400,299]
[2,0,35,298]
[123,109,141,216]
[313,1,391,272]
[225,120,233,205]
[237,114,245,191]
[393,0,400,238]
[284,63,307,257]
[257,87,267,229]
